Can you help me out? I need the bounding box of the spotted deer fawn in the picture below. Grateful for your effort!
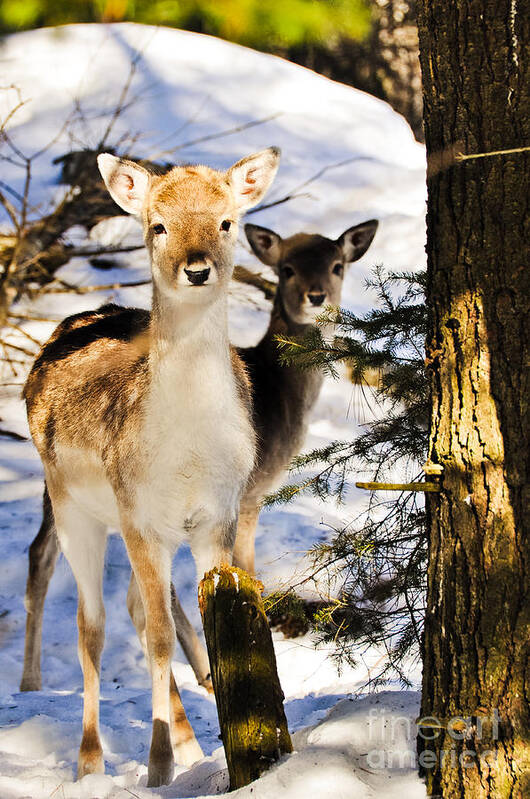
[232,219,378,573]
[21,147,280,787]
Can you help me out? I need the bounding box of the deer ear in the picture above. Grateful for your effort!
[337,219,378,263]
[245,223,283,268]
[97,154,150,215]
[227,147,281,213]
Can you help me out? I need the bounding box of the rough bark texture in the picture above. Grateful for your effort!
[416,1,529,797]
[198,566,292,790]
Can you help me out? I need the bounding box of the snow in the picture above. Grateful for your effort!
[0,23,427,799]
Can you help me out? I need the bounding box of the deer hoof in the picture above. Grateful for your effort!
[147,756,174,787]
[77,745,104,779]
[20,673,41,692]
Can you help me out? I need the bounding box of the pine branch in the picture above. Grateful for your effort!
[265,266,429,682]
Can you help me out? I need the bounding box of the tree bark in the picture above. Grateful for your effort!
[198,566,292,790]
[416,2,529,797]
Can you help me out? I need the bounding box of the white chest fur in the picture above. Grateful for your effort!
[132,327,255,542]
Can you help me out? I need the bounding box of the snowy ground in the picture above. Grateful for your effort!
[0,24,427,798]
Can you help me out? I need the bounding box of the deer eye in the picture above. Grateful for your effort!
[332,262,344,277]
[282,265,295,279]
[152,223,166,235]
[220,220,232,232]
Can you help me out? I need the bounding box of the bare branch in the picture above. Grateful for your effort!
[42,278,151,295]
[71,244,144,258]
[0,190,19,229]
[247,191,313,215]
[0,86,27,137]
[233,265,276,301]
[8,311,61,323]
[0,179,23,206]
[151,113,282,159]
[0,339,36,357]
[5,320,43,347]
[151,93,212,153]
[249,156,360,216]
[1,341,19,375]
[0,427,27,441]
[98,50,143,149]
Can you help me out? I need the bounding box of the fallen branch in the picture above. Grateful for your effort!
[232,265,276,300]
[0,428,27,441]
[41,278,151,295]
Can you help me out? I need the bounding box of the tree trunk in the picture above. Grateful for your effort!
[416,2,529,797]
[198,566,292,790]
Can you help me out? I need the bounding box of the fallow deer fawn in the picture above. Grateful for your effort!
[232,219,378,573]
[21,147,280,787]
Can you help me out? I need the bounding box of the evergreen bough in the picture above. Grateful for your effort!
[265,266,428,686]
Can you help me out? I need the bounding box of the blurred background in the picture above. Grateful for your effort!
[0,0,423,140]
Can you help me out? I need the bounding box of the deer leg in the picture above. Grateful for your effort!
[20,485,60,691]
[231,504,260,575]
[126,572,203,766]
[170,585,212,692]
[190,518,238,586]
[123,526,186,787]
[51,497,107,778]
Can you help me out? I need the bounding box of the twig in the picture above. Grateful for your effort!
[0,189,19,230]
[455,145,530,161]
[232,265,276,300]
[121,787,143,799]
[154,113,282,158]
[1,341,20,374]
[0,339,35,356]
[14,242,144,276]
[71,243,144,258]
[249,156,361,216]
[42,278,151,295]
[355,481,440,492]
[5,321,43,347]
[0,428,27,441]
[8,312,61,323]
[0,86,28,137]
[31,112,77,162]
[247,191,313,215]
[98,54,141,149]
[150,93,213,153]
[47,782,66,799]
[0,179,24,205]
[0,357,26,365]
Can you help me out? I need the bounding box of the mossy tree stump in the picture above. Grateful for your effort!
[198,565,292,790]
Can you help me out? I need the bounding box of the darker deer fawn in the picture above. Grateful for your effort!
[232,219,378,573]
[21,147,280,787]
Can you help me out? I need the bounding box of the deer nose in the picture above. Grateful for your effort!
[184,267,211,286]
[308,293,326,306]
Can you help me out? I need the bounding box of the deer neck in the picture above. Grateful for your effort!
[262,292,326,409]
[149,285,231,394]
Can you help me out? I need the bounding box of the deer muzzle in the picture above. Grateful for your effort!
[184,267,211,286]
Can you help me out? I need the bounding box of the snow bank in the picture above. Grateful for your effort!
[0,22,427,799]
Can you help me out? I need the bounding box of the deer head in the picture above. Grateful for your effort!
[245,220,378,324]
[98,148,281,307]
